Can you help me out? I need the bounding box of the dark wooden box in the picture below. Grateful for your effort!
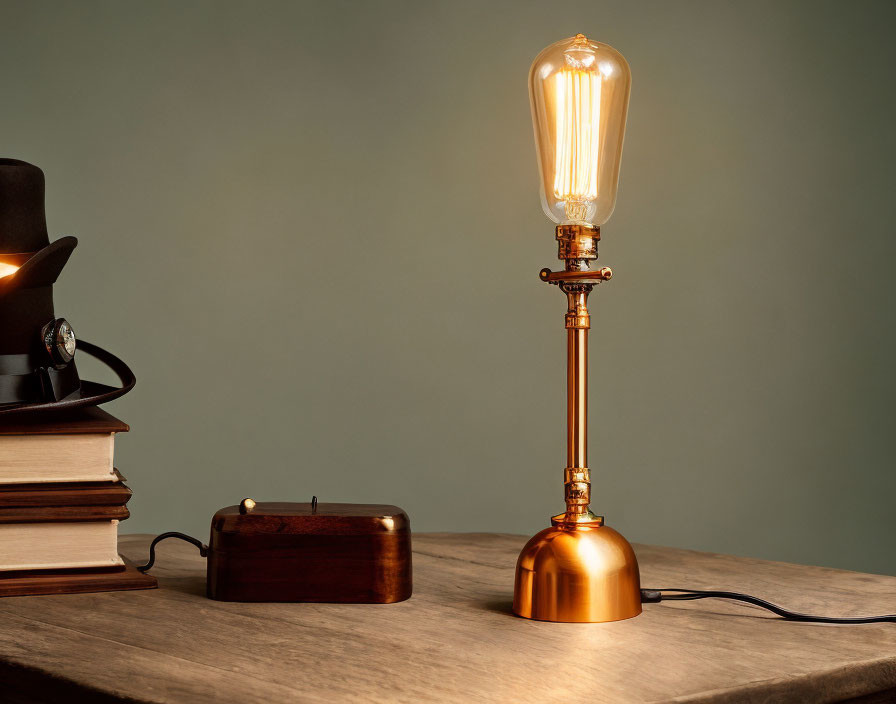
[207,502,412,603]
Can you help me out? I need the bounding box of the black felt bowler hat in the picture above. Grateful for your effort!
[0,159,134,416]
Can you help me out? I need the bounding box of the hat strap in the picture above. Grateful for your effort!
[0,358,80,405]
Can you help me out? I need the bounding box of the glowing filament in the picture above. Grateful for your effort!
[552,68,601,221]
[0,263,18,279]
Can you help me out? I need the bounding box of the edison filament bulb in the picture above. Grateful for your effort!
[529,34,631,227]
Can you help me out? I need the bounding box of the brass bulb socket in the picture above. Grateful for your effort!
[556,224,600,262]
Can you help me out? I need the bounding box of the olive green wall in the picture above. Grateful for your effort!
[2,0,894,575]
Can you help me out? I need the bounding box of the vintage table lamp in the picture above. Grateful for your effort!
[513,34,641,622]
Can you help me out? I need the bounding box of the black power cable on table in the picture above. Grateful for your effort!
[137,532,208,573]
[641,588,896,624]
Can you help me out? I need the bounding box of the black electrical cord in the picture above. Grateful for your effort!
[137,532,207,573]
[641,588,896,624]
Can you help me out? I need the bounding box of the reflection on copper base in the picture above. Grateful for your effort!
[513,519,641,623]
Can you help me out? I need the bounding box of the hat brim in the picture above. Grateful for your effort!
[0,340,135,417]
[0,236,78,299]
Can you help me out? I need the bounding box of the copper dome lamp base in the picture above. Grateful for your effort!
[513,518,641,623]
[512,225,642,623]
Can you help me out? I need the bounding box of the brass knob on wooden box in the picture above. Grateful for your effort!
[239,498,256,514]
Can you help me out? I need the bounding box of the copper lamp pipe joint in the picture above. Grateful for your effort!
[562,467,592,517]
[556,224,599,266]
[564,285,591,329]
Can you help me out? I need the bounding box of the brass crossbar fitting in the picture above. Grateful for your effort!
[539,267,613,284]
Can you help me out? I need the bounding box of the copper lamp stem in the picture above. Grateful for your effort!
[512,224,641,622]
[564,286,592,521]
[513,216,641,622]
[567,326,587,469]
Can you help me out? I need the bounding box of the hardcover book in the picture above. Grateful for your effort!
[0,521,123,572]
[0,407,127,484]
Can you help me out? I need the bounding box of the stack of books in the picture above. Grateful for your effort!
[0,407,156,596]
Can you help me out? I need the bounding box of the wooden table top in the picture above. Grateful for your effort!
[1,533,895,703]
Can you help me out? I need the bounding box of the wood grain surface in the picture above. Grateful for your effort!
[0,533,894,703]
